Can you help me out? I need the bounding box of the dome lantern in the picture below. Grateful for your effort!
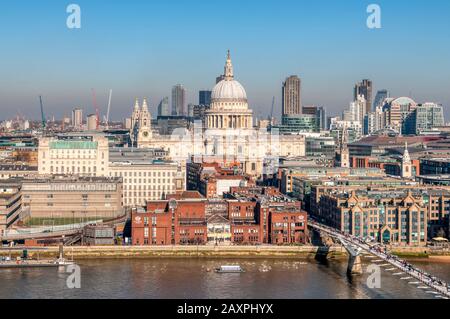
[224,50,234,80]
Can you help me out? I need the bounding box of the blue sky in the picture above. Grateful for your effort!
[0,0,449,121]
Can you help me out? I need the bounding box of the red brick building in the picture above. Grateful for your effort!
[228,186,308,245]
[230,224,262,244]
[269,207,307,244]
[187,161,254,198]
[351,156,420,176]
[131,191,207,245]
[132,187,308,246]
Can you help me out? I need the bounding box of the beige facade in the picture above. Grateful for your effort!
[0,182,22,235]
[38,134,109,177]
[21,177,123,220]
[108,161,185,207]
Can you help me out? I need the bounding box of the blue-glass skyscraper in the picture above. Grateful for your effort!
[199,90,212,106]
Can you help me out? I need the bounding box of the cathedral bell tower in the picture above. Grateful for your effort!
[137,97,152,145]
[131,98,140,145]
[130,98,152,147]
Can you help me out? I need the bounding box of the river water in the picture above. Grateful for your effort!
[0,258,449,299]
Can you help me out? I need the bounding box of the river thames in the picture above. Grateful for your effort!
[0,258,449,299]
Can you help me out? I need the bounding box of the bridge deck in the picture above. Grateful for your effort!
[309,220,450,298]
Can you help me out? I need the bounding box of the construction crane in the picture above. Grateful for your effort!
[104,89,112,129]
[39,95,46,129]
[91,89,100,130]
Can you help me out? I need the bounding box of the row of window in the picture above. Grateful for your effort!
[111,171,176,177]
[123,179,172,184]
[124,185,173,191]
[44,161,105,165]
[233,229,258,234]
[49,166,105,173]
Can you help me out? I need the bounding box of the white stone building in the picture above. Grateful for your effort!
[108,160,185,207]
[38,133,109,177]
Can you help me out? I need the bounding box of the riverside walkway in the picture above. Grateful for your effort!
[309,220,450,299]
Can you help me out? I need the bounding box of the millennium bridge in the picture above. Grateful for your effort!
[309,220,450,299]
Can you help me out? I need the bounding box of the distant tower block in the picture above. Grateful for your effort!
[87,114,97,131]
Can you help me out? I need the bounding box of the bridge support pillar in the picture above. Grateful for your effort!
[347,254,363,275]
[339,239,363,275]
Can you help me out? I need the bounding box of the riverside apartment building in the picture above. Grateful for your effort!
[131,187,308,246]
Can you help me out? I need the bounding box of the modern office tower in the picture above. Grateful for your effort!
[354,79,373,114]
[157,97,170,117]
[278,114,320,133]
[347,95,366,125]
[171,84,186,116]
[87,114,98,130]
[329,117,363,142]
[302,105,326,130]
[403,102,445,135]
[305,134,336,158]
[382,97,417,134]
[373,89,389,109]
[282,75,302,116]
[72,108,83,128]
[364,106,384,135]
[199,90,212,106]
[317,106,326,130]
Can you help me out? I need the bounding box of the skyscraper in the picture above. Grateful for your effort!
[373,89,389,109]
[348,95,366,125]
[72,108,83,128]
[87,114,97,131]
[199,90,212,106]
[354,79,373,114]
[157,97,170,117]
[282,75,301,116]
[171,84,186,116]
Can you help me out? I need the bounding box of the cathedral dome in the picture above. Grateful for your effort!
[205,51,253,129]
[211,79,247,102]
[209,51,250,112]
